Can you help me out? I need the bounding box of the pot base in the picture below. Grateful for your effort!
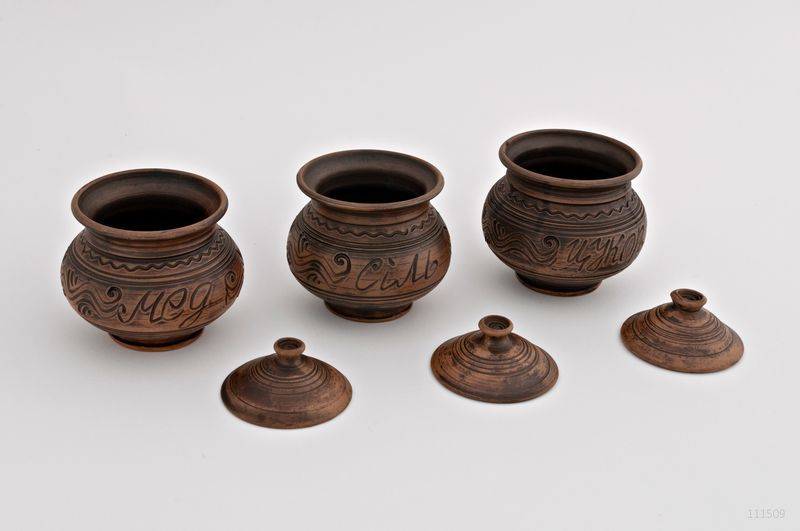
[110,329,204,351]
[516,274,601,297]
[324,302,412,323]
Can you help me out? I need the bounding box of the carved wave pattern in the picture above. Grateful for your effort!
[497,180,636,221]
[62,268,126,320]
[224,258,244,306]
[287,230,351,287]
[78,229,228,272]
[482,216,560,266]
[303,205,437,239]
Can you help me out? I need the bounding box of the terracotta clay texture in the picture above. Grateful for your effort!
[483,129,646,296]
[621,289,744,373]
[430,315,558,403]
[287,149,451,322]
[60,169,244,350]
[221,337,352,429]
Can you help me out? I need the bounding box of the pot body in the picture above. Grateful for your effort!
[288,201,451,321]
[60,168,244,350]
[61,226,244,349]
[482,130,646,295]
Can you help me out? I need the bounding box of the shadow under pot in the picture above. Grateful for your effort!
[482,129,647,296]
[287,149,451,322]
[61,169,244,350]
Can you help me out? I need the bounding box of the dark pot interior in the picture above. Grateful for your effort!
[316,169,427,204]
[513,149,629,180]
[93,196,210,231]
[75,169,225,232]
[503,130,641,182]
[298,150,443,207]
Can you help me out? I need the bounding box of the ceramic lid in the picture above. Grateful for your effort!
[430,315,558,403]
[221,337,352,429]
[620,288,744,373]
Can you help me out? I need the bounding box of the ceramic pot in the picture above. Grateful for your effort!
[287,149,451,322]
[60,169,244,350]
[482,129,646,296]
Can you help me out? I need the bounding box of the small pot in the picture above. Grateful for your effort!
[61,169,244,350]
[482,129,646,296]
[287,149,451,322]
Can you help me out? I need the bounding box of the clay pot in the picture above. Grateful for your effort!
[287,149,451,322]
[60,169,244,350]
[482,129,646,296]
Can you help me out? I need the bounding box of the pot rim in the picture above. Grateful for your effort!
[296,149,444,212]
[499,129,643,189]
[71,168,228,240]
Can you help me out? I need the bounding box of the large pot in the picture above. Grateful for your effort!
[61,169,244,350]
[482,129,646,295]
[287,149,451,322]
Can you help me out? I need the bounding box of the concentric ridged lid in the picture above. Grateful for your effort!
[430,315,558,403]
[621,289,744,373]
[221,337,352,428]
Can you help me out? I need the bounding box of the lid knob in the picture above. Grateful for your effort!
[479,315,513,336]
[274,337,305,367]
[670,289,708,312]
[478,315,514,352]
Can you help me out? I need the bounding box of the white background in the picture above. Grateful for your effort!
[1,1,798,530]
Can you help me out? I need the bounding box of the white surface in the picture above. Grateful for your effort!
[1,1,798,529]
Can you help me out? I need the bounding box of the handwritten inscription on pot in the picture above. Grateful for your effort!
[62,266,232,329]
[117,282,214,328]
[560,226,645,272]
[355,251,440,292]
[287,228,447,294]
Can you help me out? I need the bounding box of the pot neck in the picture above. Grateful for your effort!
[499,129,641,204]
[310,199,430,225]
[81,225,218,258]
[506,171,631,204]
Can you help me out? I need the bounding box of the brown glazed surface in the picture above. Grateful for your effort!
[482,129,646,296]
[287,149,451,322]
[621,289,744,373]
[430,315,558,403]
[60,169,244,350]
[221,337,352,429]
